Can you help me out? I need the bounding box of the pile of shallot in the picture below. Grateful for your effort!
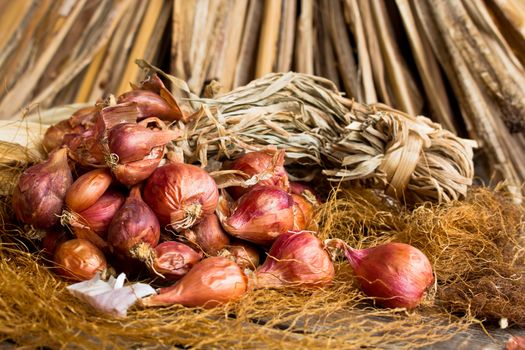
[12,74,434,311]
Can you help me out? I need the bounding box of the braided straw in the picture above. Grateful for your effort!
[160,70,476,203]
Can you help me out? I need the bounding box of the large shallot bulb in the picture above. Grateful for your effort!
[141,257,247,308]
[143,162,219,231]
[54,238,107,281]
[107,186,160,261]
[181,214,230,255]
[150,241,203,279]
[12,148,72,228]
[220,186,294,245]
[106,118,181,186]
[227,150,289,199]
[327,239,434,309]
[254,231,334,289]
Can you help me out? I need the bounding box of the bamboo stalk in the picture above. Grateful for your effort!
[116,0,164,95]
[295,0,314,74]
[395,0,456,132]
[344,0,377,104]
[275,0,296,72]
[255,0,282,78]
[233,0,264,87]
[0,0,86,118]
[370,0,420,115]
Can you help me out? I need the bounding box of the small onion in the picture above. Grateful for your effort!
[328,239,434,309]
[221,240,260,270]
[65,169,112,213]
[151,241,203,279]
[227,150,289,199]
[12,148,72,228]
[141,257,247,308]
[53,239,107,281]
[106,119,181,186]
[107,186,160,260]
[254,231,334,289]
[181,214,230,255]
[143,162,219,230]
[76,189,125,235]
[220,186,294,245]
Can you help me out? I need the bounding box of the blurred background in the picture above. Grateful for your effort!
[0,0,524,193]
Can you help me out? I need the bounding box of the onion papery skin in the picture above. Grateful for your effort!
[152,241,203,279]
[227,150,289,199]
[222,186,294,245]
[254,231,334,289]
[289,181,322,204]
[142,257,247,308]
[143,163,219,230]
[291,194,315,231]
[12,148,72,228]
[117,90,182,121]
[53,238,107,281]
[343,242,434,309]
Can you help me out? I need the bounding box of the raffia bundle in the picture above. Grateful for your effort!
[142,63,476,203]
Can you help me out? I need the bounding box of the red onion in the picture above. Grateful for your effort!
[151,241,203,279]
[328,239,434,309]
[181,214,230,255]
[254,231,334,289]
[227,150,289,199]
[106,118,181,186]
[107,186,160,261]
[54,238,107,281]
[75,189,125,235]
[141,257,247,308]
[12,148,72,228]
[143,162,219,231]
[221,240,260,270]
[220,186,294,245]
[65,169,112,213]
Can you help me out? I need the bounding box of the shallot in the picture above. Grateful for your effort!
[143,162,219,230]
[141,257,247,308]
[254,231,334,288]
[107,186,160,260]
[227,150,289,199]
[220,186,294,245]
[150,241,202,279]
[54,238,107,281]
[327,239,434,309]
[181,213,230,255]
[12,148,72,228]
